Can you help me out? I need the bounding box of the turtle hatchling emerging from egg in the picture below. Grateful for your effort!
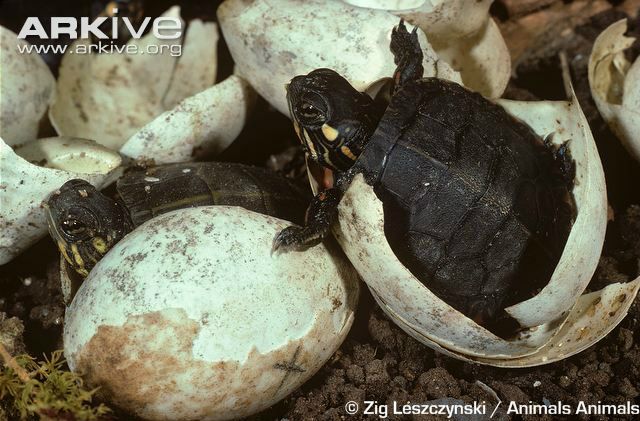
[274,20,577,334]
[46,162,309,278]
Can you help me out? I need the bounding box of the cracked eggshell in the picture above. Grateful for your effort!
[0,137,121,264]
[120,75,256,164]
[341,0,510,98]
[49,7,219,152]
[370,277,640,367]
[588,19,640,161]
[624,58,640,109]
[218,0,460,116]
[342,0,492,39]
[63,206,359,421]
[0,26,55,147]
[427,18,510,98]
[331,84,612,365]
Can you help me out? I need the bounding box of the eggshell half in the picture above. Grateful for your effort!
[0,26,55,147]
[49,7,219,152]
[329,81,610,364]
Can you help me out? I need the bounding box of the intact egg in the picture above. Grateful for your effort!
[64,206,359,420]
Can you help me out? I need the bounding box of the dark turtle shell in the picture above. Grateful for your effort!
[52,161,310,303]
[117,162,310,227]
[353,78,576,325]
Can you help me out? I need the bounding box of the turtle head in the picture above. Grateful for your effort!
[287,68,381,172]
[45,179,133,278]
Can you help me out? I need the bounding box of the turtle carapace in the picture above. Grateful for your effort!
[47,162,309,278]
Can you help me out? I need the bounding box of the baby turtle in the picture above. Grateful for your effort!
[274,20,576,329]
[47,162,309,278]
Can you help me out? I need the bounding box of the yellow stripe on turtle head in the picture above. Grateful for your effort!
[57,240,73,266]
[321,123,340,142]
[340,145,357,161]
[92,237,108,255]
[293,119,302,139]
[303,129,318,159]
[70,244,86,273]
[56,237,90,278]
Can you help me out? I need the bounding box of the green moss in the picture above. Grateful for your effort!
[0,349,110,420]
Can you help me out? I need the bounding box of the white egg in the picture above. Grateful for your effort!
[64,206,359,421]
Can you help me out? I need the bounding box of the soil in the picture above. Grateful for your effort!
[1,1,640,420]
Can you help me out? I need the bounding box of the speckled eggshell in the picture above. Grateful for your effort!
[0,26,55,146]
[63,206,359,421]
[218,0,459,116]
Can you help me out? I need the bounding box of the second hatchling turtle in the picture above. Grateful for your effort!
[46,162,309,279]
[274,20,577,330]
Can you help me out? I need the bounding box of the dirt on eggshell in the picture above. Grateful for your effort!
[1,1,640,420]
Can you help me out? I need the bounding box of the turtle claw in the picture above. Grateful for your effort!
[390,19,424,90]
[390,19,420,64]
[272,225,322,255]
[272,226,302,255]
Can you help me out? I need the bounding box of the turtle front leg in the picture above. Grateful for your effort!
[272,188,342,253]
[390,19,424,92]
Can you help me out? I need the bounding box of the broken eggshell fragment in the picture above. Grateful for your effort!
[0,137,121,264]
[624,58,640,109]
[63,206,359,421]
[218,0,461,116]
[120,75,256,164]
[370,276,640,367]
[343,0,491,39]
[588,19,640,161]
[329,84,615,365]
[0,26,55,147]
[340,0,510,98]
[49,6,219,152]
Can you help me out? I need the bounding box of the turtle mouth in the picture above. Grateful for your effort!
[45,206,82,274]
[44,204,64,245]
[44,192,103,277]
[307,159,335,190]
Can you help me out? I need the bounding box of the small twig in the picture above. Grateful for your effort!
[0,341,31,383]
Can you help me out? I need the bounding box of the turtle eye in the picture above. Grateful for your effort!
[61,218,87,236]
[297,102,324,122]
[296,92,327,124]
